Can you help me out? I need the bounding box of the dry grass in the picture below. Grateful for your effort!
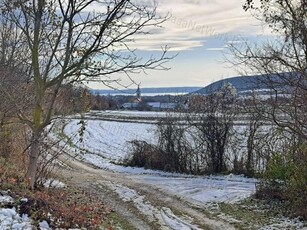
[11,186,112,229]
[0,124,28,190]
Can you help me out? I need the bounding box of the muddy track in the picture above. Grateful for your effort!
[57,154,236,230]
[58,163,154,230]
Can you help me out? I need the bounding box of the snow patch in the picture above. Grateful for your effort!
[43,179,66,188]
[161,207,201,230]
[0,195,14,205]
[0,208,32,230]
[101,182,201,230]
[260,217,307,230]
[39,220,51,230]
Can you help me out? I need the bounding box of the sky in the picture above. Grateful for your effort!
[88,0,271,90]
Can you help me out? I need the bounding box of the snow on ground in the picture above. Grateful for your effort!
[0,194,54,230]
[259,218,307,230]
[53,113,306,229]
[39,220,52,230]
[43,179,66,188]
[161,207,201,230]
[0,194,32,230]
[0,208,32,230]
[0,195,14,205]
[135,174,256,204]
[99,182,201,230]
[64,119,156,162]
[62,118,257,204]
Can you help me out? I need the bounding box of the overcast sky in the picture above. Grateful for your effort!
[89,0,271,90]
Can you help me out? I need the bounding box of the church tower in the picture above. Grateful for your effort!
[136,83,141,102]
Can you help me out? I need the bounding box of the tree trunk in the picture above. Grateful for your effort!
[246,120,259,176]
[27,131,41,190]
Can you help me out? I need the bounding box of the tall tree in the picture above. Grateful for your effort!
[0,0,172,189]
[229,0,307,140]
[188,83,237,173]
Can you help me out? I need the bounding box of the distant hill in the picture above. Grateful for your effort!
[192,74,289,96]
[91,87,202,96]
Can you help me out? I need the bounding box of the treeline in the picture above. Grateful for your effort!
[93,94,186,110]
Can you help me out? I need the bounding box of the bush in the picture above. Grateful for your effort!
[125,140,169,171]
[288,146,307,219]
[156,117,191,173]
[126,113,231,175]
[255,179,288,201]
[265,154,295,181]
[255,145,307,220]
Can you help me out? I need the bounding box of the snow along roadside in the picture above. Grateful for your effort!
[98,182,202,230]
[0,189,63,229]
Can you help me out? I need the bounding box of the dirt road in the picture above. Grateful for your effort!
[56,154,236,230]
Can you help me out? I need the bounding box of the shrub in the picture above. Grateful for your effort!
[255,179,288,201]
[125,140,168,171]
[287,146,307,219]
[232,155,245,175]
[156,117,190,173]
[265,154,295,181]
[255,144,307,220]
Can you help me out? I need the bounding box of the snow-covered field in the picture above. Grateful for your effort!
[91,110,174,118]
[64,119,156,162]
[61,113,257,205]
[44,111,306,229]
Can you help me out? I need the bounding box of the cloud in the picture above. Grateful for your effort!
[227,40,246,44]
[128,31,205,51]
[206,47,225,51]
[128,0,265,51]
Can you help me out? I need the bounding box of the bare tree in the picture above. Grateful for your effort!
[229,0,307,140]
[229,0,307,216]
[188,83,237,173]
[156,114,193,173]
[0,0,172,189]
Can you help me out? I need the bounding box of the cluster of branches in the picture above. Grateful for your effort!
[230,0,307,140]
[127,84,239,174]
[0,0,172,189]
[234,0,307,217]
